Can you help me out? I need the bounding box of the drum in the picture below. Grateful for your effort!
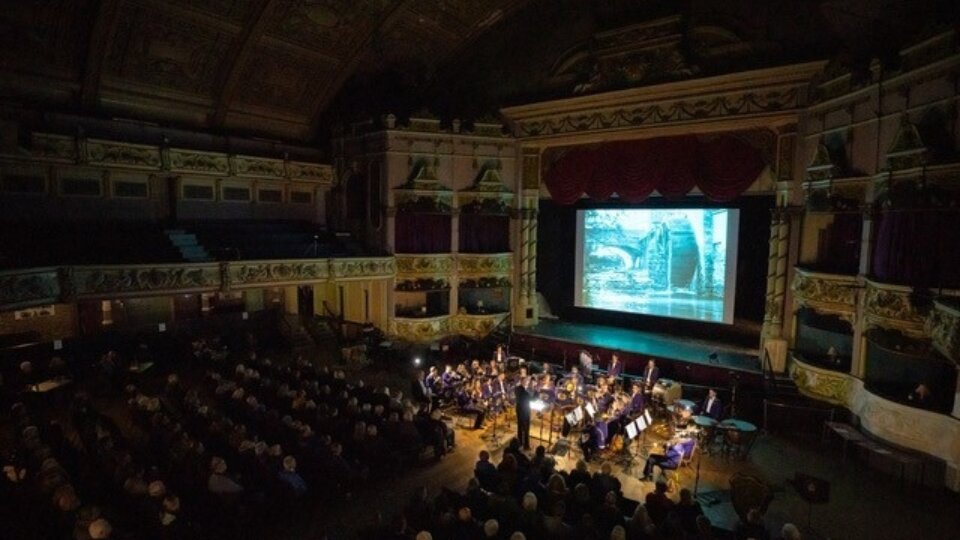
[693,415,718,428]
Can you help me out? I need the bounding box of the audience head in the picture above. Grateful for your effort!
[478,450,490,462]
[283,456,297,472]
[746,508,764,524]
[210,457,228,475]
[415,532,432,540]
[610,525,626,540]
[781,523,802,540]
[654,481,668,494]
[679,488,693,504]
[522,492,538,512]
[510,533,526,540]
[600,462,612,476]
[88,518,112,539]
[483,519,499,537]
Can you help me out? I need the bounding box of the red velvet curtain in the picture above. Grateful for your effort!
[872,209,960,289]
[460,214,510,253]
[544,135,765,204]
[395,213,451,253]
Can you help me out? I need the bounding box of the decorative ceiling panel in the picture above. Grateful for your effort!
[104,4,238,97]
[234,44,334,113]
[157,0,258,26]
[0,0,93,80]
[266,0,392,60]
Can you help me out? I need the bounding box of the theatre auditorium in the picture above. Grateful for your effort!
[1,2,959,539]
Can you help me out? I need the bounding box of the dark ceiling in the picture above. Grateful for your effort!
[0,0,955,145]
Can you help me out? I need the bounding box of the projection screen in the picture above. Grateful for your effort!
[574,208,740,324]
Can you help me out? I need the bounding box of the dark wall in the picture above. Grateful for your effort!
[536,195,772,347]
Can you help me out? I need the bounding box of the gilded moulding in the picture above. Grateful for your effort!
[790,358,851,405]
[457,253,513,276]
[86,139,161,170]
[451,313,510,340]
[329,257,395,280]
[791,268,859,324]
[395,254,456,275]
[74,264,221,297]
[167,149,230,175]
[229,261,330,288]
[929,299,960,362]
[391,316,451,343]
[863,280,928,337]
[0,268,60,310]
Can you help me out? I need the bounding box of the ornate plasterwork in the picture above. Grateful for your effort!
[167,149,230,175]
[885,117,929,171]
[451,313,510,340]
[929,299,960,362]
[228,261,329,288]
[458,167,514,214]
[0,268,60,310]
[232,155,285,179]
[790,357,851,404]
[329,257,395,280]
[31,133,77,162]
[391,316,451,343]
[791,354,960,490]
[457,253,513,276]
[863,280,927,337]
[395,255,456,276]
[791,268,860,323]
[805,138,843,181]
[86,139,161,170]
[74,264,221,296]
[286,161,334,185]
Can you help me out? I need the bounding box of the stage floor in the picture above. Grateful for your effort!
[514,319,762,374]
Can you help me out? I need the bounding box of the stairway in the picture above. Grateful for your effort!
[280,313,316,354]
[165,229,212,262]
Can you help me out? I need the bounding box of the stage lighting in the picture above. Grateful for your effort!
[413,357,421,366]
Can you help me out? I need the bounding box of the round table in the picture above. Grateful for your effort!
[693,415,718,428]
[718,419,757,432]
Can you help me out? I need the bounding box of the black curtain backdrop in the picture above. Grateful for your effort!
[537,196,772,347]
[395,213,452,253]
[459,213,510,253]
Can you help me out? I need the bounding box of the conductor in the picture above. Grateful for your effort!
[515,377,532,450]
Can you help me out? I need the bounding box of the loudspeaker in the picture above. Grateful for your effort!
[794,472,830,504]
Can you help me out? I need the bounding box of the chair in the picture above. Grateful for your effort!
[660,439,697,492]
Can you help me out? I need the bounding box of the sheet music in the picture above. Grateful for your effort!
[565,411,577,425]
[584,402,596,418]
[635,416,647,431]
[626,422,638,440]
[573,407,583,423]
[643,410,652,426]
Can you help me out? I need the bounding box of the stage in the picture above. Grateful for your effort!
[510,319,765,403]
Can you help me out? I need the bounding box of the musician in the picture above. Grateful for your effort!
[458,380,487,429]
[579,350,594,375]
[700,389,723,420]
[641,359,660,391]
[441,365,462,388]
[495,372,511,406]
[456,363,472,381]
[470,360,484,378]
[641,437,687,481]
[579,419,603,462]
[425,366,442,391]
[597,384,615,414]
[628,383,645,415]
[538,375,556,402]
[567,366,584,389]
[515,377,532,449]
[487,359,500,377]
[608,354,624,380]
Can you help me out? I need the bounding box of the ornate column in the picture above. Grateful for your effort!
[515,148,540,326]
[761,206,792,372]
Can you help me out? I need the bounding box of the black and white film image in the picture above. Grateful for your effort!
[578,209,734,323]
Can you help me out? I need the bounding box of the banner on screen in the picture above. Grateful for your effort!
[574,208,740,324]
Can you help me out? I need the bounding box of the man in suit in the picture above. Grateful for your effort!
[642,359,660,391]
[608,354,623,380]
[700,388,723,420]
[641,438,686,481]
[628,383,645,415]
[515,377,532,449]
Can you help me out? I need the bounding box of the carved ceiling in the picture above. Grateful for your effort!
[0,0,528,142]
[0,0,954,143]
